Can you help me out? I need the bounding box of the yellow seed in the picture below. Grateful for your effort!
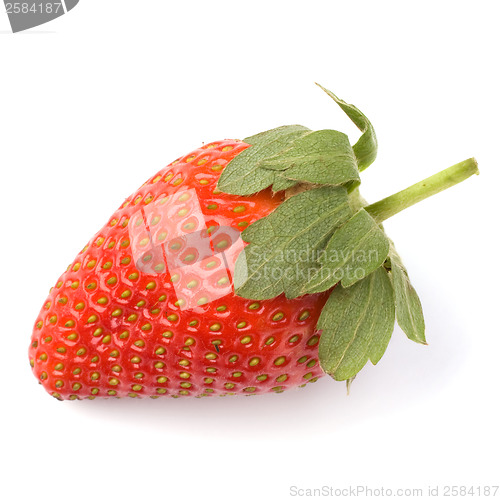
[307,335,319,346]
[179,372,191,379]
[155,347,166,355]
[240,336,252,345]
[249,357,260,366]
[108,378,119,386]
[274,356,286,366]
[256,374,268,382]
[299,310,310,321]
[131,356,141,363]
[205,353,217,360]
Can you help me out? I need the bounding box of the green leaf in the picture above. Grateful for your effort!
[316,84,377,171]
[260,129,360,188]
[301,209,390,294]
[317,267,396,381]
[233,186,352,300]
[270,176,298,192]
[387,245,426,344]
[216,125,311,195]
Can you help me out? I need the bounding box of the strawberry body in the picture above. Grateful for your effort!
[29,140,328,400]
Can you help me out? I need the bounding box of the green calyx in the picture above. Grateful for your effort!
[216,85,479,384]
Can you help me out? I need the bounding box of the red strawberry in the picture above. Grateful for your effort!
[29,140,329,400]
[29,87,479,401]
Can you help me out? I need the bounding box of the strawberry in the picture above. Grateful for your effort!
[29,86,478,401]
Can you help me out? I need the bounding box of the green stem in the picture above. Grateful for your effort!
[365,158,479,223]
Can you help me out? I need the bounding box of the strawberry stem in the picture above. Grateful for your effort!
[365,158,479,223]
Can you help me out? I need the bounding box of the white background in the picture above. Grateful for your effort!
[1,2,499,499]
